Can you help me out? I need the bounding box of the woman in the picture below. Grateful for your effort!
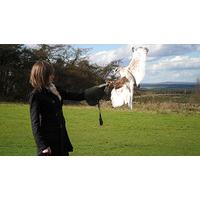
[29,61,106,156]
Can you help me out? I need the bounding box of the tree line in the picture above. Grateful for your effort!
[0,44,118,101]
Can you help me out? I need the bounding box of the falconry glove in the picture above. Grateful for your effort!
[84,83,107,106]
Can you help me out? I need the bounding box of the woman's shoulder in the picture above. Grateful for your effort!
[29,88,42,102]
[30,88,41,96]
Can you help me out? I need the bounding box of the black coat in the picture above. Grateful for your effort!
[29,87,85,156]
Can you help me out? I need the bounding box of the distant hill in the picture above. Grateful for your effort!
[140,82,196,90]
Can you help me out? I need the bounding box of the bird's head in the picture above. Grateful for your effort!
[132,46,149,56]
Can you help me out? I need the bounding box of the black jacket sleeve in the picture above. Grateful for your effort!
[29,92,48,152]
[57,87,85,101]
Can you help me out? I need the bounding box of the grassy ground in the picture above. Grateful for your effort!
[0,103,200,156]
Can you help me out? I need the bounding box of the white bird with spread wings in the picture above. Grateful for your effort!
[109,47,149,109]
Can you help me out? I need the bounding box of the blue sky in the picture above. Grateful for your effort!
[74,44,200,83]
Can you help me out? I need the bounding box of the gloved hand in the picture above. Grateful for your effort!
[84,83,108,106]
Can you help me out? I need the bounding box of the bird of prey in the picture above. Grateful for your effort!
[108,47,149,109]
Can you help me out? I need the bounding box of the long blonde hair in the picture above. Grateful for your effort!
[29,61,54,89]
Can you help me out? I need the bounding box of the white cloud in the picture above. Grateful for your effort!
[144,56,200,83]
[143,68,200,83]
[89,44,132,66]
[149,56,200,71]
[148,44,200,58]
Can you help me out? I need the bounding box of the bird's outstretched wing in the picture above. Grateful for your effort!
[127,47,148,86]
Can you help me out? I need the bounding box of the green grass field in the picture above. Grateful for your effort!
[0,103,200,156]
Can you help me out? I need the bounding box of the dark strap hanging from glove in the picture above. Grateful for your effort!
[98,100,103,126]
[84,83,109,126]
